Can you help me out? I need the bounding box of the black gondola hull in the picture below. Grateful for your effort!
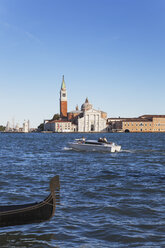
[0,176,60,227]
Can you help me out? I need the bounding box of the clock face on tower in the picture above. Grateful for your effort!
[62,93,66,97]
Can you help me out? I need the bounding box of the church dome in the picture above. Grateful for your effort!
[81,97,92,111]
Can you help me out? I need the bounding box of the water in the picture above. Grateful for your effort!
[0,132,165,247]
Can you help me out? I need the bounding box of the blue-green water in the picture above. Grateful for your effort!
[0,133,165,247]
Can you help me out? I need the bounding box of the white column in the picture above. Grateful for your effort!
[88,115,89,132]
[98,115,100,131]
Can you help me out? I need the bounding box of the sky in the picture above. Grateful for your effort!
[0,0,165,128]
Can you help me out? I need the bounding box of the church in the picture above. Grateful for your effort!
[44,76,107,132]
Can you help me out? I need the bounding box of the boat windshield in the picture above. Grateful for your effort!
[85,141,102,145]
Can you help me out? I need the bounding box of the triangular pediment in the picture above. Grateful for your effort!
[85,108,100,114]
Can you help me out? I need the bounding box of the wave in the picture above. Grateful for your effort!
[121,149,165,154]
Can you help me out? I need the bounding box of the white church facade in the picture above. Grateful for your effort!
[78,99,107,132]
[78,109,107,132]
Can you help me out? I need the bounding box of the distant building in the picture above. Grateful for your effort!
[44,76,107,132]
[77,98,107,132]
[23,120,30,132]
[106,117,123,132]
[44,119,77,132]
[107,115,165,132]
[43,76,165,133]
[15,123,19,132]
[5,121,10,132]
[5,120,30,132]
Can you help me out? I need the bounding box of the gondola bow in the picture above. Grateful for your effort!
[0,175,60,227]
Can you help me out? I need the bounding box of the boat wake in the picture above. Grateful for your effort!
[63,147,73,151]
[121,149,165,154]
[121,149,135,153]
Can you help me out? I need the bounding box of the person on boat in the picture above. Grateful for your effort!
[103,137,107,143]
[98,137,103,142]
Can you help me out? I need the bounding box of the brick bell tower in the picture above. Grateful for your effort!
[60,75,67,119]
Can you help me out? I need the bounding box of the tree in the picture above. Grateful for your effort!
[0,125,5,132]
[37,123,44,131]
[52,113,60,120]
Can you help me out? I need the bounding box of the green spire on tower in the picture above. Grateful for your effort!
[61,75,66,89]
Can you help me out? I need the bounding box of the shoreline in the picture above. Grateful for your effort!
[1,131,165,134]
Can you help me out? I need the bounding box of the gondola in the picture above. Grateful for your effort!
[0,175,60,227]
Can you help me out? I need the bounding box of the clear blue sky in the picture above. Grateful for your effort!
[0,0,165,128]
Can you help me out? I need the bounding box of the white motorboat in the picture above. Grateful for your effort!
[68,137,121,153]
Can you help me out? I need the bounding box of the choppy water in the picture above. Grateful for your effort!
[0,132,165,247]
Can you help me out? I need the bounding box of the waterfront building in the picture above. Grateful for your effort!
[43,76,165,133]
[106,117,123,132]
[15,123,19,132]
[44,77,107,132]
[140,115,165,132]
[77,98,107,132]
[5,121,10,132]
[5,120,30,132]
[107,115,165,132]
[44,119,77,132]
[23,120,30,133]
